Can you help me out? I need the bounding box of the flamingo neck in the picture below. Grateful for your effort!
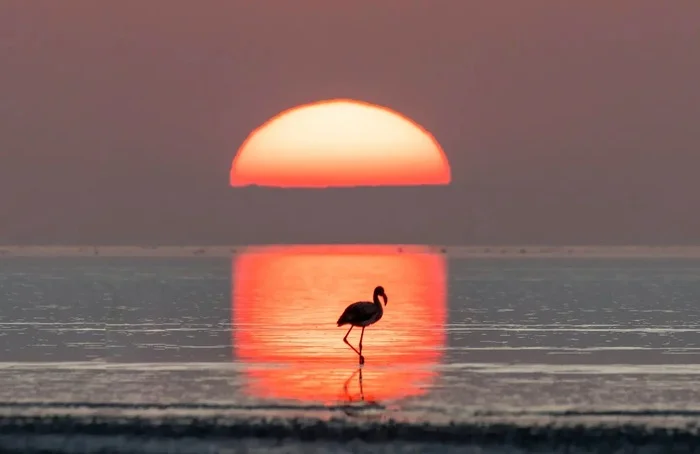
[373,292,382,307]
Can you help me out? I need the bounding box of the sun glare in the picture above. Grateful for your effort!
[232,245,447,403]
[230,99,451,188]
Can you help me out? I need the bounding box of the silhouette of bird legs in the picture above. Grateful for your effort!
[342,368,383,417]
[343,325,366,365]
[343,367,364,402]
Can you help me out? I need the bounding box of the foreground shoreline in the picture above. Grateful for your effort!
[2,245,700,259]
[2,408,700,451]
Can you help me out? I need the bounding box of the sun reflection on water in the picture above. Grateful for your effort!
[232,245,446,403]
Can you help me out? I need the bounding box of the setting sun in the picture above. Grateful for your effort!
[230,99,451,187]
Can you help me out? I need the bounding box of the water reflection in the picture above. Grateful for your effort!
[343,367,366,402]
[232,245,446,403]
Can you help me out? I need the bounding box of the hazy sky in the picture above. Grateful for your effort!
[2,1,699,245]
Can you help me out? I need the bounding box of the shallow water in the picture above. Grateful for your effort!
[2,249,700,452]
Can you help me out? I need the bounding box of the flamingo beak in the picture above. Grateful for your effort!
[382,294,388,306]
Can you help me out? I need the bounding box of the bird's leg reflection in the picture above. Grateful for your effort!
[341,367,384,417]
[343,367,364,402]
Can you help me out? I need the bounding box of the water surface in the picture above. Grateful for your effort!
[2,248,700,452]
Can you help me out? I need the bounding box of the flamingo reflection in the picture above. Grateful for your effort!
[232,245,446,403]
[343,367,366,403]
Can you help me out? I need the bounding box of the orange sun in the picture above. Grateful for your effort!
[230,99,451,188]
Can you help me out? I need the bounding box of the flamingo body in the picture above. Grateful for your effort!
[336,301,383,327]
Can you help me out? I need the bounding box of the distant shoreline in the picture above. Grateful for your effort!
[2,245,700,259]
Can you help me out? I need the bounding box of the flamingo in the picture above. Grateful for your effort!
[336,285,388,365]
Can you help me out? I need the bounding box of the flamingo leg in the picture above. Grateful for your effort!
[358,327,365,354]
[343,326,362,357]
[358,327,366,365]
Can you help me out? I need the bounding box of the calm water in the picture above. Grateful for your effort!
[2,247,700,453]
